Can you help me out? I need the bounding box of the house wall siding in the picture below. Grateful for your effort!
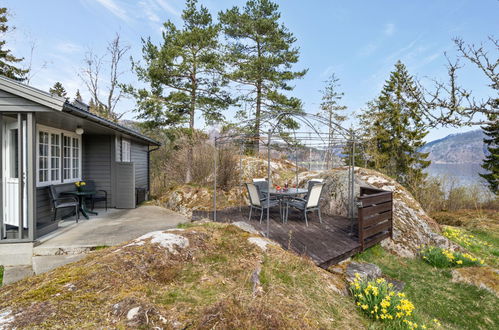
[82,135,114,207]
[131,141,148,190]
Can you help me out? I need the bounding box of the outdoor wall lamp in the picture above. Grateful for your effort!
[75,127,84,135]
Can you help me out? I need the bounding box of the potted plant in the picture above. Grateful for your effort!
[75,181,86,192]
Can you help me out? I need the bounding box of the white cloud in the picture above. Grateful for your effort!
[139,1,161,23]
[357,42,378,57]
[384,23,395,36]
[153,0,180,17]
[55,42,83,54]
[93,0,130,21]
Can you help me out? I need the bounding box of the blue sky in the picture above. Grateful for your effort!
[3,0,498,141]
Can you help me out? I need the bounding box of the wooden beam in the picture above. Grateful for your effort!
[27,113,36,241]
[0,113,3,240]
[17,113,23,239]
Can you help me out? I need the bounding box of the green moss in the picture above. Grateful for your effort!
[0,266,3,286]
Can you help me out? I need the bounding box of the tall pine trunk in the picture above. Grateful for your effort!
[186,71,197,184]
[254,81,262,155]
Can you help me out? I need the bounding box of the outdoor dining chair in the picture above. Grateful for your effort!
[252,178,270,198]
[245,182,279,223]
[48,185,80,222]
[286,182,325,226]
[82,180,108,211]
[303,178,324,199]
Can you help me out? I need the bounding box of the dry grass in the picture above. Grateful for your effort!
[431,209,499,232]
[0,223,365,329]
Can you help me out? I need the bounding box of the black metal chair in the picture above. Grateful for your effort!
[246,183,279,223]
[83,180,108,211]
[48,185,79,222]
[286,183,325,226]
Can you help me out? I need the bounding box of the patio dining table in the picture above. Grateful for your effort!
[61,190,98,220]
[266,188,308,222]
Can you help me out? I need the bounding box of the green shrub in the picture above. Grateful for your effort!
[420,246,484,268]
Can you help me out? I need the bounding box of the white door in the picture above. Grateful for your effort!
[2,118,27,228]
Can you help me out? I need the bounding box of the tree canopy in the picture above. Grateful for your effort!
[359,61,430,190]
[49,81,67,98]
[219,0,307,151]
[0,7,28,81]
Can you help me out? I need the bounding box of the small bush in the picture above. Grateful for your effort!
[420,246,484,268]
[349,275,428,328]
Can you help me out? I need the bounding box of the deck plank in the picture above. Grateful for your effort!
[200,207,362,268]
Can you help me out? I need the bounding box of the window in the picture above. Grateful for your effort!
[122,139,131,162]
[72,137,80,178]
[9,128,19,179]
[116,136,131,162]
[63,135,72,180]
[50,133,60,181]
[37,125,81,186]
[38,131,49,183]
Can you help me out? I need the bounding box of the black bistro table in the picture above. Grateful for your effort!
[61,190,98,219]
[267,188,308,222]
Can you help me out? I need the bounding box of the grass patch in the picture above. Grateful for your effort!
[91,245,109,251]
[442,226,498,267]
[431,209,499,232]
[355,245,499,329]
[0,265,3,286]
[420,246,484,268]
[0,223,366,328]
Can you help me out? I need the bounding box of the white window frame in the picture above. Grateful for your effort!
[121,138,131,162]
[36,125,82,187]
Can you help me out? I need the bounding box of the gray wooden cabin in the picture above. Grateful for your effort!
[0,75,160,243]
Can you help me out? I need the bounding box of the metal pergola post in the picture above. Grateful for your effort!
[213,138,218,222]
[266,130,271,238]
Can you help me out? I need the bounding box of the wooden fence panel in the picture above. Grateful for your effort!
[357,187,393,251]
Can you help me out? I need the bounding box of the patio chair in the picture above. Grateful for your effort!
[83,180,108,211]
[286,182,324,226]
[252,178,270,198]
[246,183,279,223]
[48,185,80,222]
[303,178,324,199]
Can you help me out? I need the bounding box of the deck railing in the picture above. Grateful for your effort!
[357,187,393,251]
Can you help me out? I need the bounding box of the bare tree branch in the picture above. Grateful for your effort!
[417,37,498,127]
[78,33,130,121]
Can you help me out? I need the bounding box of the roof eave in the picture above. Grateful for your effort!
[62,102,161,146]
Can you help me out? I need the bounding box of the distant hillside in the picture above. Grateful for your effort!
[421,130,487,164]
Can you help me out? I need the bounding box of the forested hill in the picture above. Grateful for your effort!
[421,130,487,164]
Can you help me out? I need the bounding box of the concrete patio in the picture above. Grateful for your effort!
[2,205,189,285]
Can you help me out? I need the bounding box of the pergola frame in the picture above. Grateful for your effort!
[213,112,362,237]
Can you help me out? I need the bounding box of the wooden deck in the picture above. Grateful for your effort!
[194,207,362,268]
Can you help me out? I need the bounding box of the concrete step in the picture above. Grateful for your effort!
[33,245,95,256]
[0,243,33,266]
[32,255,86,275]
[2,265,34,286]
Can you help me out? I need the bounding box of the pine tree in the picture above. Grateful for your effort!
[75,89,83,102]
[360,61,430,189]
[219,0,307,153]
[479,113,498,194]
[319,74,347,169]
[126,0,231,183]
[49,81,67,98]
[0,7,28,81]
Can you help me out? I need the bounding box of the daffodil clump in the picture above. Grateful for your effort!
[420,246,484,268]
[443,226,493,249]
[350,274,428,328]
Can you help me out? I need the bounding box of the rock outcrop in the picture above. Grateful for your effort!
[301,167,457,257]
